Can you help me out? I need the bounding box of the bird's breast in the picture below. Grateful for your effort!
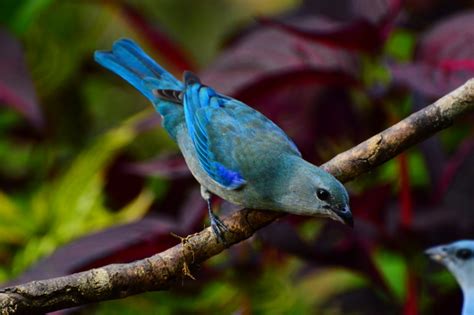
[175,125,280,210]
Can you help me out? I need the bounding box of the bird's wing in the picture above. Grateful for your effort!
[183,72,246,189]
[183,72,300,190]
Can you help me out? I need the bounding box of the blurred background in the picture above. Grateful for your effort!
[1,0,474,314]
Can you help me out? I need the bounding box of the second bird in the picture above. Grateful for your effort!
[95,39,352,241]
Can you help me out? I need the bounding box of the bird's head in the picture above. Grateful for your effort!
[275,157,352,227]
[426,240,474,291]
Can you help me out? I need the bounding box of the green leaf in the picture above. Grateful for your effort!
[2,0,55,34]
[4,122,145,275]
[0,191,21,221]
[385,30,416,61]
[361,56,391,89]
[49,125,136,224]
[115,189,154,223]
[373,249,407,301]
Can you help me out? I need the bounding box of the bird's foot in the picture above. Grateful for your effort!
[209,210,229,244]
[202,186,229,243]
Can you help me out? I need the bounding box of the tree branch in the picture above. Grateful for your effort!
[1,79,473,314]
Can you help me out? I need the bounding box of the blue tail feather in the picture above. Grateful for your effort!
[94,39,183,103]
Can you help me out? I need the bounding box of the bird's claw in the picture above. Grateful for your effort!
[204,188,229,244]
[209,211,228,244]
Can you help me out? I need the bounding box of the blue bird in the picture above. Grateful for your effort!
[94,39,352,241]
[426,240,474,315]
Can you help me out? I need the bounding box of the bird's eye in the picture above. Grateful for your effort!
[456,248,473,260]
[316,189,330,201]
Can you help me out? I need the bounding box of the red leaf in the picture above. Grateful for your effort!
[391,11,474,97]
[350,184,392,228]
[233,68,359,105]
[417,12,474,64]
[0,28,43,128]
[299,0,393,23]
[124,155,190,179]
[439,59,474,72]
[391,61,474,98]
[201,16,359,95]
[398,154,413,228]
[409,132,474,240]
[119,3,195,73]
[133,113,161,133]
[403,270,418,315]
[352,0,402,38]
[260,0,402,53]
[435,135,474,202]
[260,17,383,53]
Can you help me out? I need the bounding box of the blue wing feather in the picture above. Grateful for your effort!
[183,73,246,189]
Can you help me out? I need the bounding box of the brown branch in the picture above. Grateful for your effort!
[322,79,474,181]
[1,79,474,314]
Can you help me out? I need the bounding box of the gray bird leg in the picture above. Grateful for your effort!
[200,186,228,243]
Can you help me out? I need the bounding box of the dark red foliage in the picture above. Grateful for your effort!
[349,184,392,228]
[398,154,413,228]
[434,135,474,201]
[403,270,418,315]
[391,11,474,97]
[132,114,161,133]
[104,155,145,211]
[299,0,399,25]
[201,16,360,95]
[260,18,384,53]
[0,28,43,128]
[124,154,190,179]
[261,0,401,53]
[411,135,474,243]
[258,220,393,298]
[233,68,359,105]
[118,2,195,73]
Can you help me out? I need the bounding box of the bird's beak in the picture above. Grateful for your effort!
[330,205,353,228]
[425,245,448,263]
